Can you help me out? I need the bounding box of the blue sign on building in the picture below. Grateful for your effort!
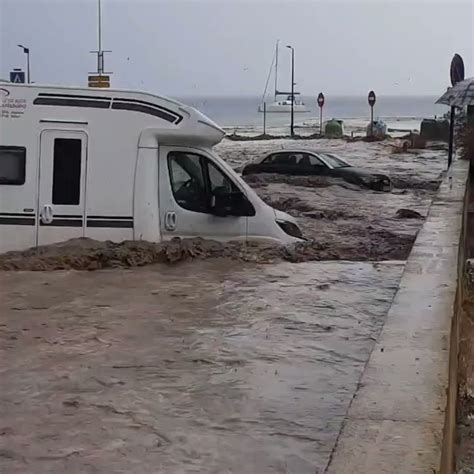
[10,70,25,83]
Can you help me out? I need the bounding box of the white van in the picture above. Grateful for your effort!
[0,83,302,253]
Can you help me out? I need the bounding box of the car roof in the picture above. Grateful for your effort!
[257,149,335,162]
[263,149,336,156]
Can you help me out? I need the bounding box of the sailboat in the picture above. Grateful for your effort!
[258,40,309,113]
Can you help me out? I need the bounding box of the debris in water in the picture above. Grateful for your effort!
[395,208,423,219]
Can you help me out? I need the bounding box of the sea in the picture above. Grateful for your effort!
[178,95,449,135]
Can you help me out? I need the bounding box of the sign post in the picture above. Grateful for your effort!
[317,92,325,136]
[263,102,267,135]
[448,54,465,168]
[368,90,376,138]
[88,0,112,88]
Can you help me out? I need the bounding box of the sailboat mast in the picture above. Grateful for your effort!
[274,40,279,100]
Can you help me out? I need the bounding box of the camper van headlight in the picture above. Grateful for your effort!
[276,220,303,239]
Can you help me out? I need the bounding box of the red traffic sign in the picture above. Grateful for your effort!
[317,92,325,108]
[450,54,465,86]
[368,90,376,107]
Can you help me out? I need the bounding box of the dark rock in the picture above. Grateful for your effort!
[395,208,423,219]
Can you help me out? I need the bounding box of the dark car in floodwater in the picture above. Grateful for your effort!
[241,150,392,192]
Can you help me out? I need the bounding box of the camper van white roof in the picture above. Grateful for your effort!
[4,83,225,147]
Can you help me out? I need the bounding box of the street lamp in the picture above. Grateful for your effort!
[17,44,30,83]
[286,45,295,137]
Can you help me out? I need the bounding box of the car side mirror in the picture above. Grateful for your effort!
[211,187,255,217]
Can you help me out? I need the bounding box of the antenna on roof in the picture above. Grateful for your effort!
[88,0,112,87]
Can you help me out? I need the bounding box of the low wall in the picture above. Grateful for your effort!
[440,161,470,473]
[453,160,474,471]
[326,159,469,473]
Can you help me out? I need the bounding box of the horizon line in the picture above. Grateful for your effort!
[175,93,442,99]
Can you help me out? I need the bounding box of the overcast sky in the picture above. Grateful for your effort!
[1,0,473,97]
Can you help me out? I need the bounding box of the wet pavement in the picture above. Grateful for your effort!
[1,260,403,473]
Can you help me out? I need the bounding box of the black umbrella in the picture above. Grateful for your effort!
[436,77,474,107]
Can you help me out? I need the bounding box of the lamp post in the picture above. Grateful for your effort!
[286,45,295,137]
[17,44,30,83]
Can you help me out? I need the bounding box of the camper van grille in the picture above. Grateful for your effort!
[33,93,183,124]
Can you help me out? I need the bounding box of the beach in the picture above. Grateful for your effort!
[180,95,449,137]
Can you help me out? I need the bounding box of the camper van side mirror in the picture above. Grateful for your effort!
[211,187,254,217]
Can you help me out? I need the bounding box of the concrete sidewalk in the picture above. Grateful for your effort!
[326,160,469,473]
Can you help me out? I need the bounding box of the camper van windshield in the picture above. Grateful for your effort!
[0,146,26,185]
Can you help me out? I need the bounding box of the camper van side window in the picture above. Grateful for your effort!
[0,146,26,185]
[168,152,208,213]
[52,138,82,205]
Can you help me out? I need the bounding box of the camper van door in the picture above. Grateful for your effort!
[159,146,248,241]
[37,130,88,246]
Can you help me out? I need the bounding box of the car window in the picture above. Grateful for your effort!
[263,152,327,167]
[303,153,325,167]
[208,161,238,194]
[168,152,209,213]
[296,153,312,167]
[0,146,26,185]
[262,153,278,164]
[263,153,297,165]
[168,152,240,214]
[322,153,350,168]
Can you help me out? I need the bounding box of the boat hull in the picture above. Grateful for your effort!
[258,103,310,113]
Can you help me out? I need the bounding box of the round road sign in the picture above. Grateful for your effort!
[368,90,376,107]
[450,54,465,86]
[317,92,325,108]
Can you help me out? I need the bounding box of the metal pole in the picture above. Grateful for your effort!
[320,107,323,136]
[290,48,294,137]
[26,50,30,83]
[263,102,267,135]
[98,0,102,52]
[274,40,279,101]
[17,45,30,83]
[98,0,103,75]
[448,106,455,168]
[370,105,374,138]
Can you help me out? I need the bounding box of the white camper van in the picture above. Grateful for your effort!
[0,83,302,253]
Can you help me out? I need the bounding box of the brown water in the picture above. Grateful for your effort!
[0,260,403,473]
[0,139,446,269]
[221,138,446,262]
[0,138,446,473]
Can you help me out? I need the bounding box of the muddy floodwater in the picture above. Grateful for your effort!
[0,138,448,473]
[218,138,447,261]
[0,140,447,269]
[1,260,403,473]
